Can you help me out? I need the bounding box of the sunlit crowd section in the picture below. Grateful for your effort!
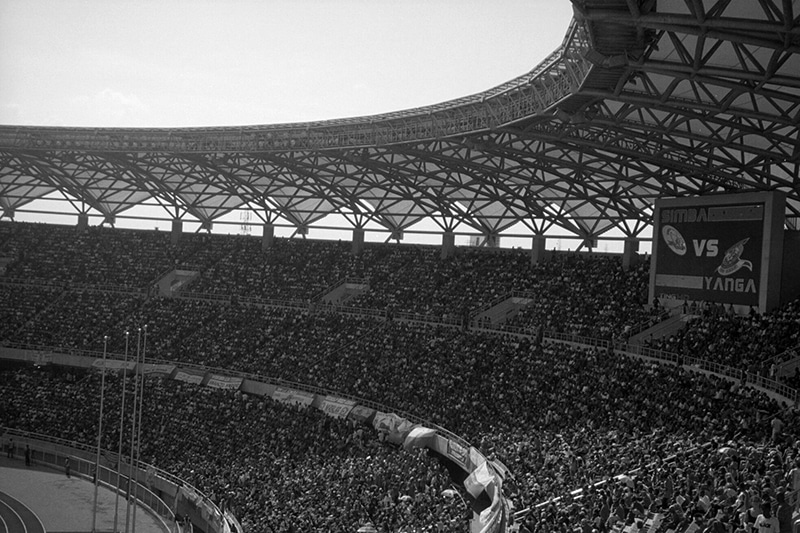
[1,220,800,533]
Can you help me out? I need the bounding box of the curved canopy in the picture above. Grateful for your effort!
[1,0,799,247]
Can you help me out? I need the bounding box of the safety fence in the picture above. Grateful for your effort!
[0,345,506,533]
[1,427,177,533]
[3,299,800,533]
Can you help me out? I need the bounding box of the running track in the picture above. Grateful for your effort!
[0,491,45,533]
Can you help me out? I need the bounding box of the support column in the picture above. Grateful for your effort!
[622,238,640,271]
[441,231,455,260]
[171,219,183,245]
[530,235,547,265]
[77,213,89,231]
[484,233,500,248]
[261,223,275,250]
[352,228,365,256]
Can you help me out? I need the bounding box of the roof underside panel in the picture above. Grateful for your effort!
[0,0,798,242]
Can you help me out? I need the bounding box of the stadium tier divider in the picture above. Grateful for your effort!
[0,346,511,533]
[3,318,800,533]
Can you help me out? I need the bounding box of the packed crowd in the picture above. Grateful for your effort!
[644,297,800,377]
[494,345,800,533]
[0,222,197,287]
[0,284,62,339]
[3,335,800,533]
[498,256,650,340]
[188,237,375,302]
[0,221,654,337]
[0,367,468,533]
[2,221,800,532]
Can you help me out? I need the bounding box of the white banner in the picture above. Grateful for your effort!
[446,439,469,469]
[372,411,414,436]
[206,374,243,390]
[174,370,205,385]
[142,363,176,375]
[29,351,54,366]
[320,396,356,418]
[272,386,314,407]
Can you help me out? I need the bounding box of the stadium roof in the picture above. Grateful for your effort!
[0,0,799,247]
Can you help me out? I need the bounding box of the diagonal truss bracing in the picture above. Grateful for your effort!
[0,0,799,243]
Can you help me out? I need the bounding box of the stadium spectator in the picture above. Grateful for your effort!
[3,221,800,533]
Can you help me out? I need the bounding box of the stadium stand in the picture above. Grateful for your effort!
[643,300,800,376]
[2,222,800,533]
[0,368,468,533]
[2,2,800,531]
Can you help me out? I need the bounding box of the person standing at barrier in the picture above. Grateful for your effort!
[775,491,792,533]
[65,457,71,478]
[771,417,783,444]
[25,445,30,466]
[788,459,800,511]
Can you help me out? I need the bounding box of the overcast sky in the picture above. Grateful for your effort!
[0,0,575,128]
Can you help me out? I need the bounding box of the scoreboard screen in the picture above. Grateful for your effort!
[650,192,785,312]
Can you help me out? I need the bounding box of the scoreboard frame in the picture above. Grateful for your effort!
[649,191,785,313]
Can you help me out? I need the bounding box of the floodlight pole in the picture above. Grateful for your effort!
[114,330,130,533]
[131,325,147,533]
[125,328,142,533]
[91,335,108,533]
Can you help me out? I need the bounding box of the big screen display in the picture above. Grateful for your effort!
[653,202,764,306]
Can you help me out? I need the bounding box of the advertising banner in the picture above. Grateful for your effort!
[320,396,356,418]
[142,363,176,375]
[446,439,469,469]
[272,386,314,407]
[348,405,376,423]
[174,370,205,385]
[206,374,243,390]
[29,351,53,366]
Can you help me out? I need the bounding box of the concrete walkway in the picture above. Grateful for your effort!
[0,456,167,533]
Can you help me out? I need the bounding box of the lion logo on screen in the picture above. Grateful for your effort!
[661,225,686,256]
[716,238,753,276]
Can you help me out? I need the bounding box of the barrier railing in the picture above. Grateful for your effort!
[314,302,387,319]
[176,291,232,303]
[625,308,671,338]
[0,277,66,289]
[469,290,535,320]
[514,441,712,521]
[0,427,177,533]
[0,342,476,456]
[1,425,242,533]
[773,343,800,373]
[394,310,464,327]
[3,297,798,410]
[70,282,147,296]
[0,277,146,296]
[310,276,370,302]
[4,293,800,533]
[0,347,494,530]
